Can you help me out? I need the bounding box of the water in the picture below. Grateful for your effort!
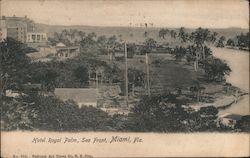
[211,47,249,115]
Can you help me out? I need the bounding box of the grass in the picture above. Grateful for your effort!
[150,59,199,91]
[99,53,201,92]
[96,51,237,107]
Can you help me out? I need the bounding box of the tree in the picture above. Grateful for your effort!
[226,38,235,46]
[1,98,37,130]
[73,65,89,86]
[80,32,97,51]
[118,34,123,42]
[107,35,119,60]
[127,68,145,95]
[102,63,122,84]
[236,32,249,48]
[189,27,213,71]
[173,46,186,60]
[128,68,145,87]
[127,43,136,58]
[143,38,157,53]
[189,81,205,102]
[195,106,218,131]
[0,38,31,97]
[190,27,212,59]
[78,31,86,40]
[202,57,231,82]
[29,64,59,92]
[209,32,218,44]
[216,36,226,47]
[170,30,176,39]
[127,94,189,132]
[97,35,108,54]
[159,28,169,39]
[178,27,189,43]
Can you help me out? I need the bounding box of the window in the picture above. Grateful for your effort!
[32,34,36,41]
[37,35,40,41]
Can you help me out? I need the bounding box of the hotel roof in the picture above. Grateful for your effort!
[54,88,97,103]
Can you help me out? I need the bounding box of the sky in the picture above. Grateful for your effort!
[1,0,249,28]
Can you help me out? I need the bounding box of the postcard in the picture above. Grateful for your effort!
[1,0,249,157]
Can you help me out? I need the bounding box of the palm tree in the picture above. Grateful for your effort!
[80,32,97,50]
[170,30,176,39]
[97,35,107,46]
[159,28,169,39]
[178,27,189,43]
[54,32,63,42]
[209,32,218,44]
[78,31,86,40]
[118,34,123,42]
[216,36,226,48]
[107,35,118,60]
[69,29,77,44]
[88,32,97,40]
[190,27,213,71]
[190,81,205,102]
[144,38,157,53]
[226,38,235,46]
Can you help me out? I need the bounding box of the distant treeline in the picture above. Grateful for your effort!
[226,32,250,50]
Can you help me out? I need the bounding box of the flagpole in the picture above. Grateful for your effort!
[96,69,98,89]
[146,53,150,96]
[125,42,129,107]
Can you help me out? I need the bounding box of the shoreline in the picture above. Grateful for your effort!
[217,92,249,110]
[189,85,249,114]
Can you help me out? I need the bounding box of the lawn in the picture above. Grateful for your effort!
[97,52,229,98]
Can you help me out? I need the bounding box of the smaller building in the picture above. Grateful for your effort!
[55,43,80,59]
[23,83,42,92]
[54,88,97,108]
[217,113,243,128]
[5,90,21,98]
[0,18,7,42]
[26,32,47,43]
[37,45,55,53]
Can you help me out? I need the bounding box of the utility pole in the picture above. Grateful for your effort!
[132,74,135,97]
[146,53,150,96]
[88,68,91,85]
[125,42,129,107]
[96,69,98,89]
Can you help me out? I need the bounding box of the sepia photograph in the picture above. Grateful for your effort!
[0,0,249,157]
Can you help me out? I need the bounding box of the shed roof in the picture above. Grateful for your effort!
[219,113,242,121]
[55,88,97,103]
[56,42,66,47]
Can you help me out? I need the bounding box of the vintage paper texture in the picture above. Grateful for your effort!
[0,0,249,157]
[1,132,250,157]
